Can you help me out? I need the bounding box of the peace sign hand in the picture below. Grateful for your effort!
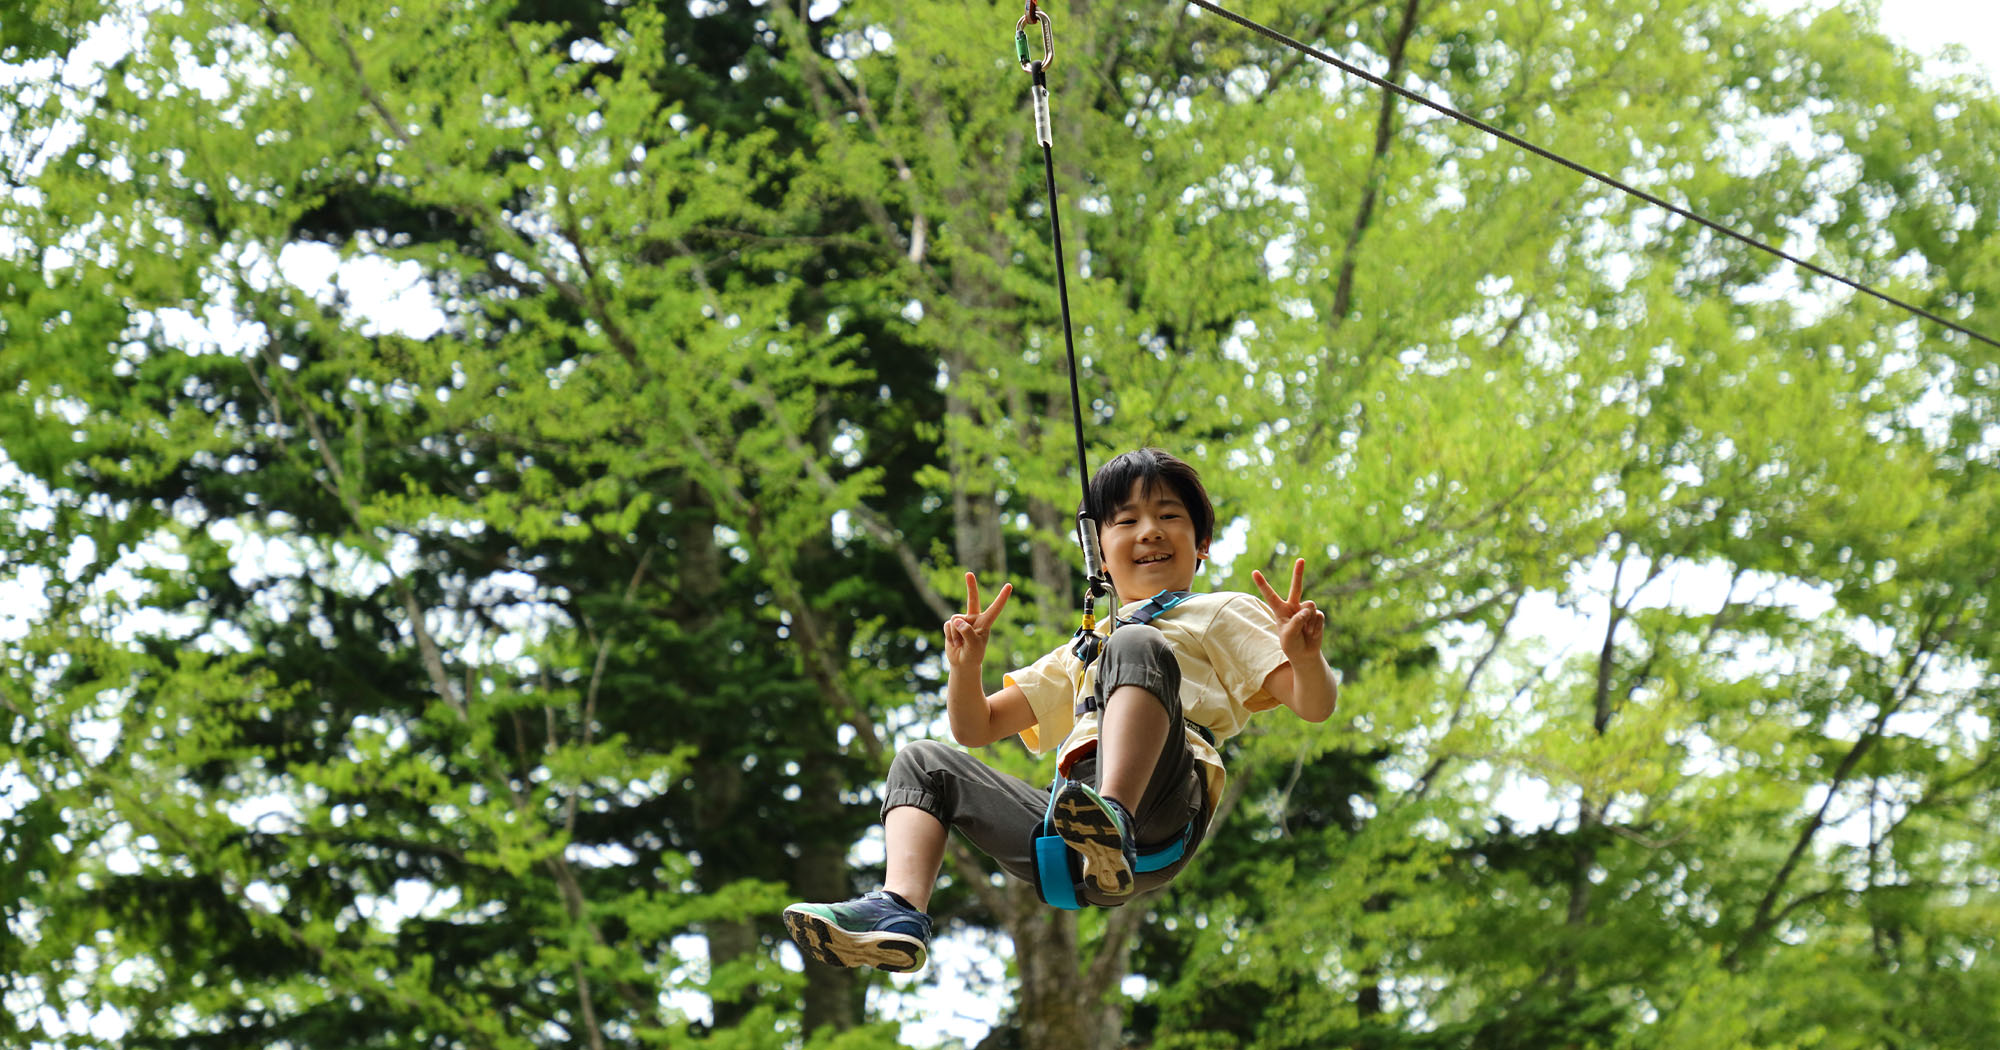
[1252,557,1325,660]
[943,572,1013,673]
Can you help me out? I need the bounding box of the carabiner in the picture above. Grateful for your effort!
[1014,7,1054,73]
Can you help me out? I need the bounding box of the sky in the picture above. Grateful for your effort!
[1831,0,2000,76]
[5,1,2000,1047]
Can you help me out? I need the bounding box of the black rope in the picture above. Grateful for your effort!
[1036,62,1093,517]
[1187,0,2000,351]
[1027,57,1112,626]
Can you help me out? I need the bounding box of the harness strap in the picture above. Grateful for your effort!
[1075,589,1195,718]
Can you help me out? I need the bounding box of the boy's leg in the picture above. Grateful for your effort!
[878,738,1051,882]
[1098,681,1173,810]
[1056,622,1196,898]
[884,805,947,912]
[785,739,1049,971]
[1092,624,1190,816]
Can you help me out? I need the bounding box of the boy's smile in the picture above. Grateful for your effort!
[1102,480,1208,604]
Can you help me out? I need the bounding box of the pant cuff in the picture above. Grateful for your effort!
[881,786,945,824]
[1101,668,1172,712]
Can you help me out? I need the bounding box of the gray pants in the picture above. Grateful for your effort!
[882,624,1209,907]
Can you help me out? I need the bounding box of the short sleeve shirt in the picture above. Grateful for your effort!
[1003,591,1291,811]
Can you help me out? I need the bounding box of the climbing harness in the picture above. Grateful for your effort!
[1029,588,1210,910]
[1031,775,1193,910]
[1073,588,1196,717]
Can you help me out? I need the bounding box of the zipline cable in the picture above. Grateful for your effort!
[1187,0,2000,352]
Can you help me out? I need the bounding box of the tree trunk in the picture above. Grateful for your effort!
[1009,890,1089,1050]
[989,393,1132,1050]
[798,759,864,1032]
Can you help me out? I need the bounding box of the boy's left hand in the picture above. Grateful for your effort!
[1252,557,1325,659]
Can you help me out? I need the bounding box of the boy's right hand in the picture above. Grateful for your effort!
[943,572,1011,672]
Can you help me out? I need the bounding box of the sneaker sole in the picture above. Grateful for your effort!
[782,906,927,973]
[1053,784,1134,897]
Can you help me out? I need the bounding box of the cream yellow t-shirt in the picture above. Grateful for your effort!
[1003,591,1291,814]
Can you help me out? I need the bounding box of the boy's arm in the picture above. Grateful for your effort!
[941,572,1036,747]
[946,677,1036,748]
[1252,559,1338,723]
[1262,658,1338,723]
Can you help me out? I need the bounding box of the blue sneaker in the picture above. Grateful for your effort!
[1052,782,1137,897]
[782,890,932,973]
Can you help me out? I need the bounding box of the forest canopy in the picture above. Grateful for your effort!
[2,1,1997,1048]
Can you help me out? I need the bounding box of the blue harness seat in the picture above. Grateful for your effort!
[1032,590,1211,910]
[1031,773,1200,910]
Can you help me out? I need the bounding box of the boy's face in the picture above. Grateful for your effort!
[1101,479,1208,604]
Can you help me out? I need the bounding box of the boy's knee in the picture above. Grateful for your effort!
[892,738,956,776]
[884,739,958,824]
[1104,622,1171,663]
[1099,623,1181,715]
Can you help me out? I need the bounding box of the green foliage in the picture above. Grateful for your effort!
[2,0,1998,1048]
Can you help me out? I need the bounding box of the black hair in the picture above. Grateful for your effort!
[1083,448,1215,547]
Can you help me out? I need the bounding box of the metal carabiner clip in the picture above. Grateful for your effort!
[1014,7,1055,73]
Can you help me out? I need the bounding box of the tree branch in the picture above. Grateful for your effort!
[729,377,955,623]
[1327,0,1424,329]
[1411,588,1523,800]
[776,0,928,265]
[1725,605,1955,968]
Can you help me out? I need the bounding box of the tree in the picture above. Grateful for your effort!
[3,0,930,1045]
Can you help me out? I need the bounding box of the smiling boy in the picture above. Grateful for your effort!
[782,449,1338,972]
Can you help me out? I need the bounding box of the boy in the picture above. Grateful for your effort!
[783,448,1338,972]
